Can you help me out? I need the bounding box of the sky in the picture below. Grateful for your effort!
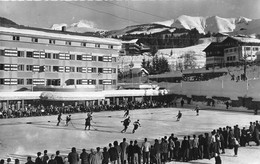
[0,0,260,30]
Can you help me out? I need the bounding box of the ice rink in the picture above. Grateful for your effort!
[1,107,260,164]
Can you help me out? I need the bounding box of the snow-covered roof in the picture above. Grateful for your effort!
[230,36,260,43]
[40,92,104,101]
[0,26,121,45]
[0,92,42,100]
[122,39,139,44]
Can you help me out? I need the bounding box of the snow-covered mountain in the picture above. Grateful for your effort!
[160,15,260,36]
[50,20,105,33]
[107,15,260,37]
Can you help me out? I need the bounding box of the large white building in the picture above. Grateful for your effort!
[0,25,122,92]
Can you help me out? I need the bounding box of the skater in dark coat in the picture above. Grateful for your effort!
[57,113,62,126]
[85,114,92,130]
[176,111,182,121]
[121,117,131,133]
[124,109,129,118]
[195,105,200,116]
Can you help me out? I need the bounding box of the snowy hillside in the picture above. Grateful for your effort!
[50,20,105,33]
[119,38,212,71]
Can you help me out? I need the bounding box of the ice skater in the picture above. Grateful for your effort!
[121,116,131,133]
[85,113,92,130]
[132,119,141,133]
[56,113,62,126]
[65,115,71,126]
[124,109,129,118]
[195,105,200,116]
[176,111,182,121]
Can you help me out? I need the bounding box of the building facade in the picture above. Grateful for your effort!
[0,26,121,92]
[204,36,260,68]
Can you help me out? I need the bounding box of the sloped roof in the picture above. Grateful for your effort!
[229,36,260,43]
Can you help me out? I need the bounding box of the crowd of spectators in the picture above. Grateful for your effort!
[0,99,173,119]
[1,120,259,164]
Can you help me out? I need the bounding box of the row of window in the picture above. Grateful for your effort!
[0,78,116,85]
[0,49,117,62]
[224,47,260,53]
[12,35,116,49]
[0,64,117,73]
[226,56,236,61]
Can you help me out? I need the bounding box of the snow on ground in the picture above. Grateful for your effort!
[1,106,260,164]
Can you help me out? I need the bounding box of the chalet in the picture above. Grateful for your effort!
[204,36,260,68]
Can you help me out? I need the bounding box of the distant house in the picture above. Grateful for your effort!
[222,36,260,66]
[203,42,226,68]
[120,39,150,56]
[204,36,260,68]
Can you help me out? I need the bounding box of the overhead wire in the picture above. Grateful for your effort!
[64,2,142,24]
[104,1,170,20]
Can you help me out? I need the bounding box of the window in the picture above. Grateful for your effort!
[26,79,33,85]
[92,56,97,61]
[4,49,18,57]
[66,41,71,46]
[18,79,24,85]
[103,68,112,74]
[4,78,17,85]
[26,65,33,71]
[45,53,51,59]
[98,68,103,73]
[227,57,229,61]
[13,36,20,41]
[87,67,96,73]
[81,79,96,85]
[49,39,55,44]
[53,53,59,59]
[102,79,112,85]
[98,56,103,61]
[32,38,38,43]
[4,64,18,71]
[108,45,113,49]
[18,65,24,71]
[112,68,116,73]
[17,51,25,57]
[112,57,117,62]
[58,66,64,72]
[77,67,83,72]
[77,55,82,60]
[0,64,4,70]
[26,51,33,58]
[81,42,86,47]
[112,80,116,85]
[253,47,259,51]
[232,56,236,61]
[44,65,51,72]
[245,47,251,51]
[76,79,82,85]
[95,44,100,48]
[70,54,75,60]
[70,67,75,72]
[234,48,237,52]
[33,79,45,85]
[53,66,59,72]
[33,65,40,72]
[103,56,112,62]
[0,50,4,56]
[0,79,3,84]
